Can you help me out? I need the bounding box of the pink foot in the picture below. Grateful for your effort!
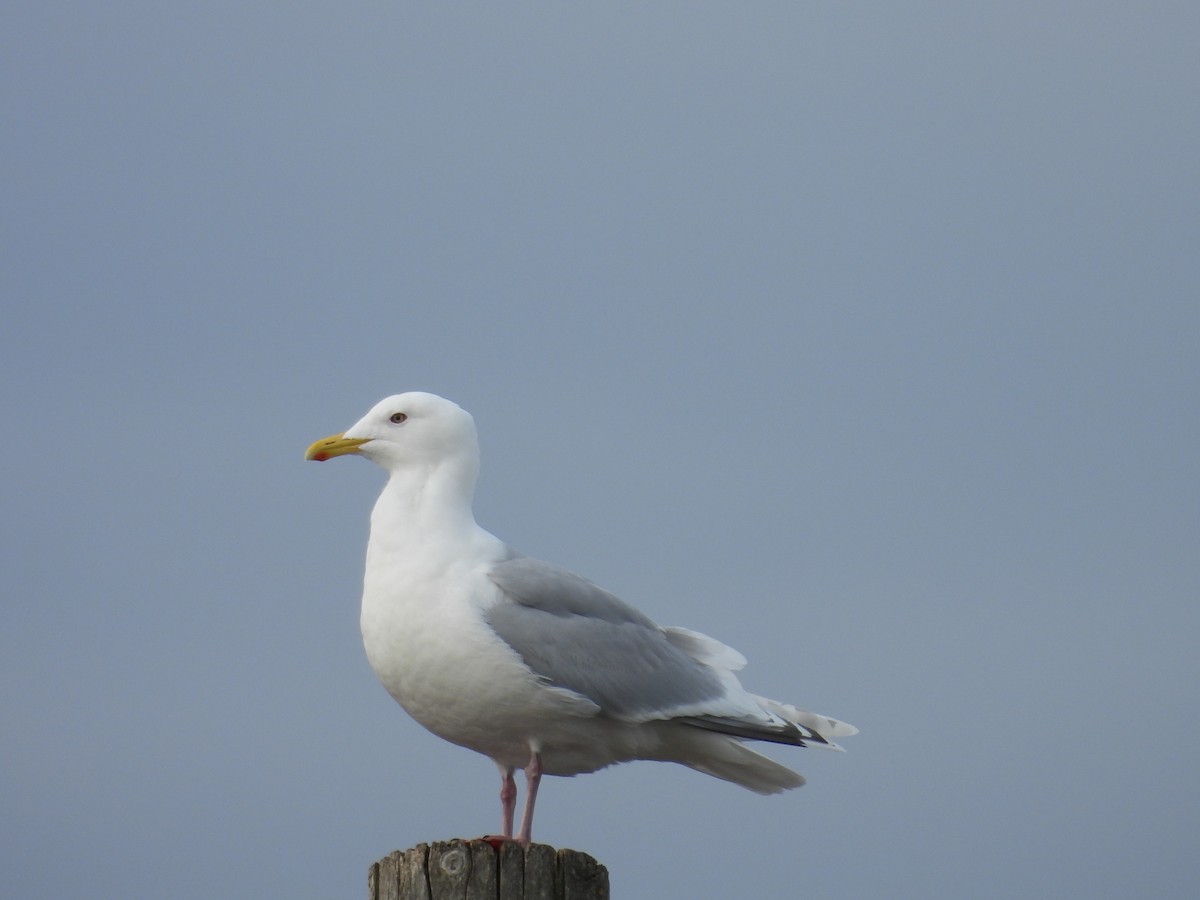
[479,835,515,850]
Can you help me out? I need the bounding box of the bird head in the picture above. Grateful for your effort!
[305,392,479,473]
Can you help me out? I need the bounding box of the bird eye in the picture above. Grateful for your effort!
[389,412,408,424]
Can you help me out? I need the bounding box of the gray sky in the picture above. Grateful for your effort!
[3,3,1198,897]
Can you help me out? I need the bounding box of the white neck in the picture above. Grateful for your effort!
[368,455,483,561]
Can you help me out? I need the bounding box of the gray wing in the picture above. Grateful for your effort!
[486,556,728,722]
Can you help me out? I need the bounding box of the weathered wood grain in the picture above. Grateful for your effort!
[557,847,609,900]
[370,841,608,899]
[523,843,557,900]
[498,841,524,897]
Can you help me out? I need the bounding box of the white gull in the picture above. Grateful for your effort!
[306,392,856,843]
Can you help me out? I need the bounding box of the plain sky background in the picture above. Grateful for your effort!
[3,3,1198,898]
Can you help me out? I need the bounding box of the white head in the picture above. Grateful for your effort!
[305,392,480,477]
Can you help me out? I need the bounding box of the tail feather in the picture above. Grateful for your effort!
[660,728,806,794]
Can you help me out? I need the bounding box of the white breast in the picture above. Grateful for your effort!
[359,545,597,765]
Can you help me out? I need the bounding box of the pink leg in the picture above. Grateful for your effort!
[516,751,542,846]
[499,766,517,839]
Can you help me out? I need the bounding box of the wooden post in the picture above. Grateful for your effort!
[369,840,609,900]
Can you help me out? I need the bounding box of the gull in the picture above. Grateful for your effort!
[306,392,855,844]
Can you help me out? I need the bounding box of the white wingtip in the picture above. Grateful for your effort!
[753,695,859,746]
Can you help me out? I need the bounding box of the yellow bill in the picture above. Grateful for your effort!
[305,433,371,462]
